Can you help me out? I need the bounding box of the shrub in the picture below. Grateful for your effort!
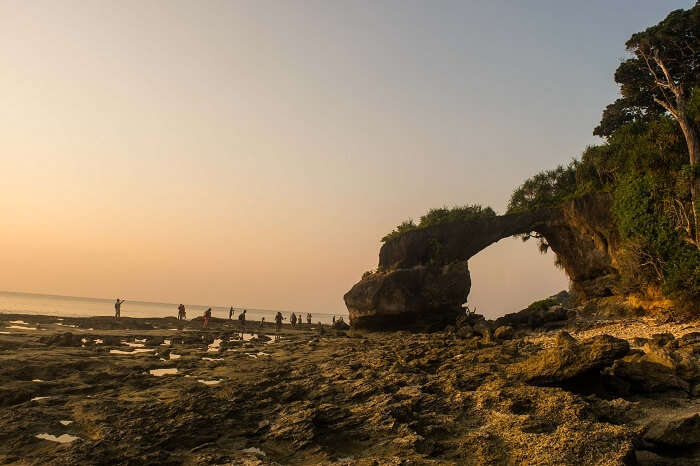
[507,163,577,213]
[381,205,496,243]
[527,298,557,312]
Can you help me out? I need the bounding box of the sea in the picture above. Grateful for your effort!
[0,290,346,325]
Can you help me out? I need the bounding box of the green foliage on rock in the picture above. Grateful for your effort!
[612,173,700,300]
[381,205,496,243]
[507,163,578,213]
[527,298,557,312]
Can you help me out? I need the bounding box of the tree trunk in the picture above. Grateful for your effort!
[678,113,700,248]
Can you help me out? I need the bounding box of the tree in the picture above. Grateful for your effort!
[595,4,700,248]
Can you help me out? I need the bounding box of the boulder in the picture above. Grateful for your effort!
[495,305,569,330]
[634,450,683,465]
[611,346,690,393]
[145,336,164,347]
[631,337,649,347]
[455,324,475,339]
[344,262,471,331]
[556,331,577,346]
[456,312,487,328]
[332,320,350,331]
[40,332,82,347]
[678,332,700,347]
[674,346,699,383]
[651,333,675,347]
[473,323,493,342]
[643,413,700,448]
[549,290,571,306]
[493,326,514,340]
[515,334,629,386]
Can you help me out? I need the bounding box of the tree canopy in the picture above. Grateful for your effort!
[594,5,700,138]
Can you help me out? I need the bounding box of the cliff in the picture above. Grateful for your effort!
[538,193,621,300]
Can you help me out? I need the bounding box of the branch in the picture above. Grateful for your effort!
[640,49,677,111]
[641,49,665,86]
[653,96,678,119]
[653,49,683,99]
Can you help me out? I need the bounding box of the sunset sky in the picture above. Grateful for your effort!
[1,1,693,318]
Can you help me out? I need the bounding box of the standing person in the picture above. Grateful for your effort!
[114,298,125,319]
[238,309,247,328]
[177,304,185,320]
[274,312,284,339]
[332,315,335,325]
[203,307,212,328]
[229,307,234,320]
[290,312,297,327]
[259,317,265,328]
[307,313,312,324]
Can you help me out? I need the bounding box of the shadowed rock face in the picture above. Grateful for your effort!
[346,194,623,331]
[537,194,619,298]
[345,262,471,331]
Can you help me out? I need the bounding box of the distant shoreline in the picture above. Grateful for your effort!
[0,289,348,322]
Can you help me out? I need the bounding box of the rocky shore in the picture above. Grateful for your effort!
[0,308,698,465]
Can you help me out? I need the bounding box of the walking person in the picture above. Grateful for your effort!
[290,312,297,327]
[114,298,125,319]
[203,307,212,328]
[238,309,247,328]
[229,307,234,320]
[307,313,312,325]
[260,317,265,328]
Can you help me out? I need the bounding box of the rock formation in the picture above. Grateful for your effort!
[345,209,559,330]
[346,193,631,330]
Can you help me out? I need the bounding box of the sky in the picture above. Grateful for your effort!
[1,1,694,318]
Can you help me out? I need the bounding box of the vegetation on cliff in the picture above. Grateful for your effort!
[509,4,700,303]
[381,204,496,243]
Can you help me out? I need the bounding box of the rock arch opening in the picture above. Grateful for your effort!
[467,236,569,320]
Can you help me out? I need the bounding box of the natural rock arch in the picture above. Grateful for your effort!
[344,194,619,330]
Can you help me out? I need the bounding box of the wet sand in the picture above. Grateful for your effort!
[0,313,698,465]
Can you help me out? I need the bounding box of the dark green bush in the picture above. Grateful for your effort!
[527,298,557,312]
[507,163,578,214]
[381,205,495,243]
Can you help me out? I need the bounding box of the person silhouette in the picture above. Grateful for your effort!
[203,308,212,328]
[114,298,125,319]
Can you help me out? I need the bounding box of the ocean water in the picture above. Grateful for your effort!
[0,290,345,325]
